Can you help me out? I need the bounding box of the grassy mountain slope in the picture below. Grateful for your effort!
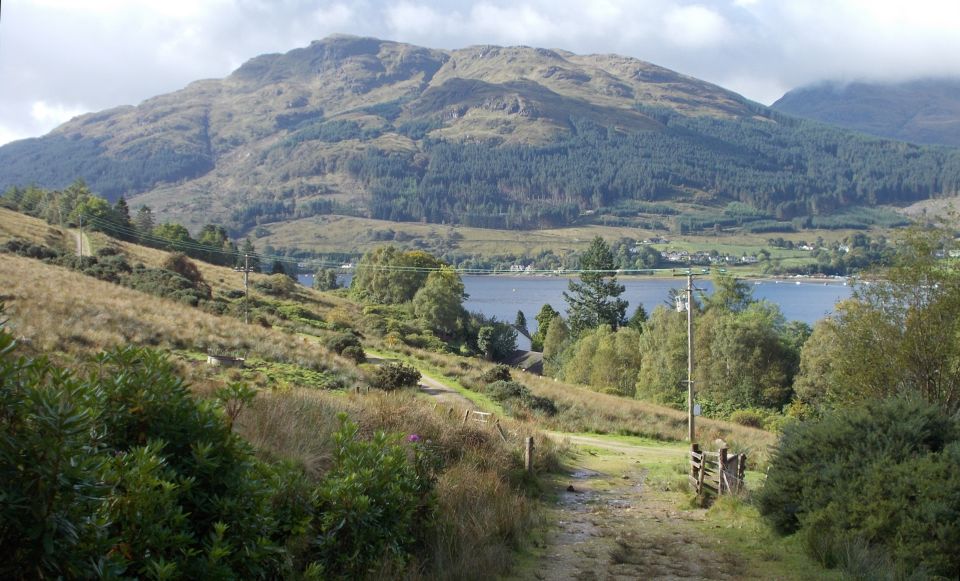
[2,36,959,238]
[772,78,960,147]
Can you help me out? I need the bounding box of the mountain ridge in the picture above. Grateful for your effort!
[1,35,958,235]
[772,78,960,147]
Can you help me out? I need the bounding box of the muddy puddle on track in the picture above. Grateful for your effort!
[525,444,742,581]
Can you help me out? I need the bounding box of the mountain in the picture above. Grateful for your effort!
[772,78,960,147]
[1,35,959,234]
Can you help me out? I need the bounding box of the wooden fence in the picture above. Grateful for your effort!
[689,444,746,497]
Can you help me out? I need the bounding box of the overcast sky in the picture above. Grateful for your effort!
[2,0,959,146]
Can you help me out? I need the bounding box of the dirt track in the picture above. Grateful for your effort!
[525,434,743,581]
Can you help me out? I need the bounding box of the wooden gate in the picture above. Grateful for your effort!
[690,444,746,497]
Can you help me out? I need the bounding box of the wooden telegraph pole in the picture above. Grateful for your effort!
[235,254,254,324]
[674,268,709,443]
[686,271,695,443]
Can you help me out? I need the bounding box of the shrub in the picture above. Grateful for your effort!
[370,362,421,391]
[0,314,438,578]
[485,380,525,400]
[1,237,61,259]
[95,246,121,257]
[484,380,557,417]
[222,289,246,299]
[480,364,512,384]
[758,397,960,576]
[125,265,212,305]
[0,335,294,578]
[254,274,297,297]
[325,333,361,355]
[313,415,435,577]
[161,252,204,285]
[728,409,767,429]
[341,345,366,364]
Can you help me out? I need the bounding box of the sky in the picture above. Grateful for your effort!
[2,0,959,146]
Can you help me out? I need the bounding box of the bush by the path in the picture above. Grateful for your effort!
[758,397,960,577]
[370,362,422,391]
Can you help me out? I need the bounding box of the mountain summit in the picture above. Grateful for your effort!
[1,36,958,233]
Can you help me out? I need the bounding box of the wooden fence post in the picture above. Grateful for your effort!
[736,453,747,494]
[718,447,728,494]
[462,409,471,425]
[495,420,508,443]
[524,437,534,473]
[691,443,700,477]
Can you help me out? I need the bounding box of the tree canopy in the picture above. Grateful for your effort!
[793,227,960,415]
[563,237,627,335]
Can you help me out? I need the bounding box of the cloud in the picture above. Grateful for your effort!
[3,0,960,146]
[385,2,456,37]
[662,5,732,49]
[30,101,87,126]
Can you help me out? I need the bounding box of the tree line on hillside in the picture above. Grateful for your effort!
[346,111,960,229]
[6,104,958,235]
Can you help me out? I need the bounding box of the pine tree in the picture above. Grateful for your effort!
[134,205,155,240]
[564,237,627,335]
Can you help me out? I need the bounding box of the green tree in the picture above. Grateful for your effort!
[70,196,113,230]
[515,310,528,337]
[561,325,642,396]
[627,304,648,331]
[542,315,570,376]
[635,306,687,405]
[477,322,518,362]
[792,227,960,413]
[239,238,260,273]
[412,267,467,337]
[313,268,340,291]
[531,304,559,351]
[351,246,443,304]
[706,273,753,313]
[109,196,134,240]
[564,237,627,335]
[696,302,795,411]
[270,259,295,279]
[152,223,194,253]
[133,204,154,240]
[790,318,842,417]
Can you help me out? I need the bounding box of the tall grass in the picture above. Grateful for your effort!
[235,386,551,580]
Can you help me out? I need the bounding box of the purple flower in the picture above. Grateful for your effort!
[407,434,421,443]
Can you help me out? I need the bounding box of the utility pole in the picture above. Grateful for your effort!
[675,268,708,443]
[685,271,695,443]
[78,214,83,258]
[235,254,254,324]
